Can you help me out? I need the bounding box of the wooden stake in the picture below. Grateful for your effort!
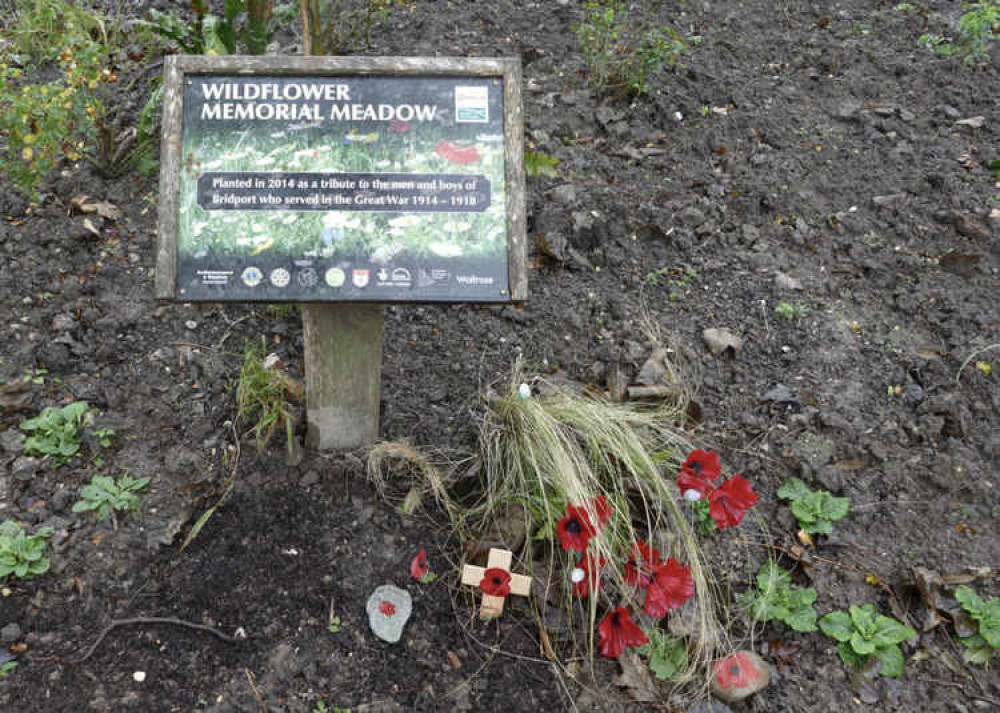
[461,548,532,620]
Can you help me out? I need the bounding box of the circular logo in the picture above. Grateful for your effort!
[325,267,346,287]
[241,266,263,287]
[297,268,318,288]
[269,268,290,288]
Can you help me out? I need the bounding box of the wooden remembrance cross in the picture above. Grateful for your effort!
[155,56,526,449]
[461,548,532,619]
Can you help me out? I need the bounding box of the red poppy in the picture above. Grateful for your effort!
[677,449,721,499]
[624,540,661,588]
[379,600,396,617]
[571,552,608,596]
[709,475,759,529]
[590,495,611,527]
[644,558,694,617]
[556,503,597,552]
[713,651,763,689]
[410,548,428,580]
[434,139,480,165]
[598,607,648,658]
[480,567,512,597]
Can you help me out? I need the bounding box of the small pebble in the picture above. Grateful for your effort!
[133,671,146,683]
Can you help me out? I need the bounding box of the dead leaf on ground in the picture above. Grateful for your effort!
[71,195,122,220]
[938,251,980,277]
[763,638,802,675]
[614,649,658,703]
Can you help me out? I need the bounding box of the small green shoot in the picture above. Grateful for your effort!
[328,616,342,634]
[0,660,16,678]
[819,604,915,678]
[0,520,54,581]
[774,301,809,321]
[777,478,850,535]
[72,474,150,525]
[921,1,998,65]
[21,368,47,385]
[524,150,559,178]
[739,561,818,632]
[93,427,115,448]
[637,627,688,680]
[954,585,1000,664]
[19,401,88,464]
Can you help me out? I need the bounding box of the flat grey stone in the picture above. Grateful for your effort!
[366,585,412,644]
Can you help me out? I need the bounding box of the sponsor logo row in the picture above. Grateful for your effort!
[240,265,417,290]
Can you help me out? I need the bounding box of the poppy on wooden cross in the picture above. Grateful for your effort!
[461,548,532,619]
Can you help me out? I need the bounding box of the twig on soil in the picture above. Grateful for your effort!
[245,668,268,711]
[955,343,1000,384]
[64,617,239,666]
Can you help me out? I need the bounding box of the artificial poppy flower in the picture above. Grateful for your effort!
[644,558,694,617]
[434,139,480,165]
[709,475,759,529]
[598,607,648,658]
[677,449,721,500]
[590,495,612,527]
[714,651,763,690]
[571,552,608,596]
[480,567,512,597]
[379,600,396,616]
[624,540,662,588]
[410,549,428,580]
[556,503,597,552]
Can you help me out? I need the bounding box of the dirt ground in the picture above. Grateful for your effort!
[1,1,999,711]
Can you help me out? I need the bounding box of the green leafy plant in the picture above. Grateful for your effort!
[235,338,302,454]
[524,150,560,178]
[0,520,53,581]
[328,616,342,634]
[93,428,115,449]
[739,561,818,632]
[637,627,688,680]
[575,0,690,96]
[139,1,294,56]
[921,1,998,65]
[0,660,16,678]
[774,301,809,321]
[819,604,915,678]
[302,0,393,56]
[954,585,1000,664]
[19,401,88,464]
[777,478,850,535]
[72,474,150,525]
[21,368,47,385]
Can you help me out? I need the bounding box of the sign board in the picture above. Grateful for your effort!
[156,56,526,304]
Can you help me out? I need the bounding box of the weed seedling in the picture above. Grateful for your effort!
[73,474,150,527]
[819,604,915,678]
[954,585,1000,664]
[524,150,560,178]
[774,301,809,321]
[637,627,688,680]
[739,561,818,632]
[921,1,998,65]
[0,520,53,580]
[235,338,302,454]
[21,368,47,385]
[777,478,850,535]
[328,616,342,634]
[19,401,88,464]
[0,660,16,678]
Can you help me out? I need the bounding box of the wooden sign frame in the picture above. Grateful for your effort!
[155,55,526,304]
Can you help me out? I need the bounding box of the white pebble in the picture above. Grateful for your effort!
[133,671,146,683]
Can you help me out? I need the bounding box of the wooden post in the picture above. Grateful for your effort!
[302,304,383,450]
[461,548,532,620]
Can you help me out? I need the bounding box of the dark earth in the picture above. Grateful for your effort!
[2,1,999,711]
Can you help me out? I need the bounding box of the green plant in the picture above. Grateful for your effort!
[645,266,669,286]
[739,561,818,632]
[302,0,393,55]
[774,301,809,321]
[524,150,560,178]
[328,616,342,634]
[575,0,689,96]
[19,401,88,464]
[0,520,53,580]
[139,1,295,56]
[93,428,115,449]
[954,585,1000,664]
[637,627,688,680]
[777,478,850,535]
[0,660,16,678]
[235,338,302,453]
[21,368,47,385]
[921,1,998,64]
[819,604,915,678]
[72,474,150,525]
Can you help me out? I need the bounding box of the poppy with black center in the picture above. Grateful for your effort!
[597,606,648,658]
[479,567,512,597]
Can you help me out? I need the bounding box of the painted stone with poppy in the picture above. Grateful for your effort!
[710,650,770,703]
[366,584,413,644]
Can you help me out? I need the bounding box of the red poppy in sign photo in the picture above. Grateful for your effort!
[571,552,608,597]
[480,567,512,597]
[410,549,428,580]
[709,475,759,529]
[434,140,480,165]
[556,503,597,552]
[644,558,694,618]
[677,449,721,499]
[598,607,648,658]
[624,540,662,588]
[714,651,763,690]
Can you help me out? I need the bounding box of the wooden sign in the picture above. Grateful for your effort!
[155,55,526,304]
